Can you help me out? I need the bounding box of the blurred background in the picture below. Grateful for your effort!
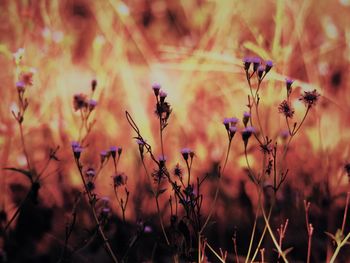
[1,0,350,262]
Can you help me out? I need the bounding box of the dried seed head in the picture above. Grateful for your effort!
[91,79,97,92]
[278,100,295,118]
[299,89,320,108]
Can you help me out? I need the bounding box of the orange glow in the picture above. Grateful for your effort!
[1,0,350,261]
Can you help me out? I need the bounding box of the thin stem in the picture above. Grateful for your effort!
[341,192,350,234]
[260,201,288,263]
[206,242,225,263]
[329,231,350,263]
[250,205,273,262]
[200,139,232,233]
[140,157,170,245]
[245,210,258,263]
[19,122,31,171]
[155,196,170,245]
[75,159,119,263]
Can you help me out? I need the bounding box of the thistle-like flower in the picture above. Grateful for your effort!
[278,100,295,118]
[299,89,320,108]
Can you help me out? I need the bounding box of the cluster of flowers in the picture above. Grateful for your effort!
[243,57,273,81]
[223,113,255,147]
[152,83,172,128]
[73,79,98,112]
[278,78,320,119]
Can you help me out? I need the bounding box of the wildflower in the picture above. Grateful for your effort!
[158,155,167,168]
[278,100,295,118]
[280,130,289,141]
[110,146,117,158]
[91,79,97,92]
[159,90,167,103]
[117,147,122,156]
[243,57,252,71]
[229,126,237,140]
[71,141,83,159]
[71,141,80,149]
[137,139,145,156]
[252,57,261,72]
[243,111,251,127]
[229,117,239,126]
[85,167,96,177]
[100,150,108,163]
[242,126,255,147]
[16,81,26,93]
[19,71,34,86]
[181,148,191,161]
[299,89,320,107]
[101,196,110,205]
[86,181,95,191]
[285,78,294,97]
[257,65,265,79]
[100,207,110,218]
[113,173,127,187]
[155,101,172,123]
[144,225,152,233]
[265,60,273,74]
[88,99,97,111]
[173,163,183,179]
[73,93,87,111]
[152,82,161,96]
[223,118,231,130]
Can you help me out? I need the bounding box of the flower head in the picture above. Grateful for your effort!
[243,111,251,127]
[16,81,26,92]
[278,100,295,118]
[257,65,265,79]
[91,79,97,92]
[173,163,183,178]
[113,173,127,187]
[243,57,252,71]
[181,148,192,161]
[242,126,255,147]
[88,99,97,111]
[299,89,320,107]
[285,78,294,97]
[152,82,161,96]
[19,71,34,86]
[72,145,83,159]
[73,93,88,111]
[100,150,108,163]
[85,167,96,177]
[265,60,273,73]
[252,57,261,72]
